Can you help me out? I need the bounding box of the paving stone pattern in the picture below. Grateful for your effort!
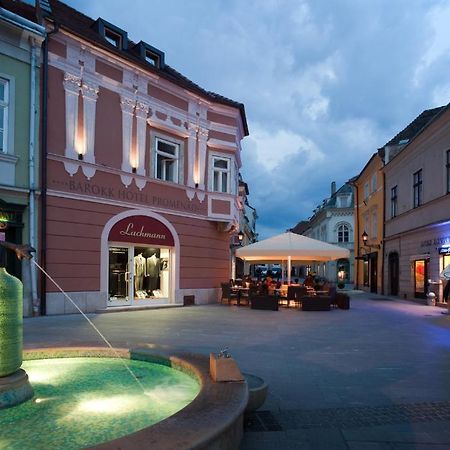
[246,401,450,432]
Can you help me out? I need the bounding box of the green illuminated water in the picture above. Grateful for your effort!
[0,357,200,450]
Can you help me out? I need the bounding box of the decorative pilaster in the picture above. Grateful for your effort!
[186,123,197,189]
[197,127,209,199]
[63,72,81,176]
[81,82,99,179]
[134,101,148,190]
[120,96,135,187]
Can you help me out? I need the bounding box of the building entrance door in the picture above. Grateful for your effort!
[108,246,132,306]
[388,252,399,296]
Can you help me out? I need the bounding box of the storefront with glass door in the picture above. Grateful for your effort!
[106,214,175,307]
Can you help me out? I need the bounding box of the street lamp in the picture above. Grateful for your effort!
[361,231,380,250]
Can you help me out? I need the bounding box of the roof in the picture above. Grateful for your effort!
[2,0,249,135]
[290,221,310,235]
[323,183,353,208]
[351,153,381,183]
[383,106,446,147]
[236,231,350,262]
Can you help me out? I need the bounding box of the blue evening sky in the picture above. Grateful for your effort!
[66,0,450,239]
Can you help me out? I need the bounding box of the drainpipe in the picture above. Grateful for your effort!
[29,38,39,314]
[381,170,385,295]
[39,21,59,316]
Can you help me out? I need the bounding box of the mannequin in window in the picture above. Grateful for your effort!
[134,253,146,291]
[146,252,160,292]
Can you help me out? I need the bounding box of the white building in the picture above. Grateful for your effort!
[294,182,355,285]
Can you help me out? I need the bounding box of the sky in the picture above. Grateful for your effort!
[66,0,450,239]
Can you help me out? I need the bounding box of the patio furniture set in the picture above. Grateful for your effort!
[220,282,350,311]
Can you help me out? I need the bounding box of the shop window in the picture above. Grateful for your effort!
[212,156,231,193]
[413,169,422,208]
[0,77,9,153]
[155,137,179,183]
[337,224,349,243]
[391,185,397,218]
[414,259,428,298]
[446,150,450,194]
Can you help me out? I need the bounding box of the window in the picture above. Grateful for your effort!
[337,224,349,243]
[391,185,397,218]
[447,150,450,194]
[372,212,378,239]
[413,169,422,208]
[371,174,377,193]
[104,28,123,48]
[0,77,9,153]
[155,138,179,183]
[363,182,369,200]
[145,51,159,67]
[212,157,231,193]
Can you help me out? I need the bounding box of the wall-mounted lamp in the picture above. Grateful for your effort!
[132,167,137,174]
[78,153,84,161]
[195,183,199,189]
[361,230,380,249]
[238,231,244,243]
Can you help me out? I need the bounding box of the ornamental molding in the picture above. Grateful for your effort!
[81,82,99,101]
[63,72,81,93]
[120,96,136,114]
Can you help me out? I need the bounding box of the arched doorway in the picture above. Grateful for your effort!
[100,211,179,307]
[388,252,399,296]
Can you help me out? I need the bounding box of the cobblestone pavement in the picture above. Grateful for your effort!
[23,292,450,449]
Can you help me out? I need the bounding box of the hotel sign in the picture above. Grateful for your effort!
[109,216,175,246]
[420,236,450,248]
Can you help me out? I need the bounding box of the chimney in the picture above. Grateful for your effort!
[331,181,336,196]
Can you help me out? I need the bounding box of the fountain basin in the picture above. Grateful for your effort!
[6,347,247,450]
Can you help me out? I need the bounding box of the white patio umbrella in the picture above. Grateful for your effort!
[236,231,350,284]
[440,264,450,280]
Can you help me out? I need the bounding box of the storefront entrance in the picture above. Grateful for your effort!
[388,252,399,296]
[105,214,176,308]
[108,245,170,306]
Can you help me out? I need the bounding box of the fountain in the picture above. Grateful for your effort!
[0,241,34,409]
[0,240,249,449]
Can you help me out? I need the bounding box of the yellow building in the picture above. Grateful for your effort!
[351,153,384,293]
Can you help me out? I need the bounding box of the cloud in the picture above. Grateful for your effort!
[66,0,450,238]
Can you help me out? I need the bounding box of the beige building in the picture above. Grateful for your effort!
[351,153,384,294]
[381,105,450,304]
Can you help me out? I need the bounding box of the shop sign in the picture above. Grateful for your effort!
[420,236,450,248]
[438,246,450,255]
[109,216,175,246]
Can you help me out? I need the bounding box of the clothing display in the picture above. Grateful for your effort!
[146,253,160,292]
[134,253,146,291]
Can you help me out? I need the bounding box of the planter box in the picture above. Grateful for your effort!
[250,295,278,311]
[210,353,244,382]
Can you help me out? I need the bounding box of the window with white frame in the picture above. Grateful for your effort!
[337,224,350,243]
[212,156,231,193]
[0,78,9,153]
[155,137,179,183]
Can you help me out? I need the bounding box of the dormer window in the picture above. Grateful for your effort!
[93,18,128,51]
[104,28,122,48]
[135,41,165,69]
[145,51,159,67]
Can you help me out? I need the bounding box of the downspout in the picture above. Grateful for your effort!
[29,39,39,314]
[350,180,359,290]
[40,21,59,315]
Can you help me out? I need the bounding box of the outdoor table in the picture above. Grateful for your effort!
[231,286,250,305]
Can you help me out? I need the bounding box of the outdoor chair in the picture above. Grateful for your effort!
[220,283,238,305]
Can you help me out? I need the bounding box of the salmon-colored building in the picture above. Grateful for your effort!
[34,1,248,314]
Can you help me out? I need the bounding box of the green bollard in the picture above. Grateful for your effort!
[0,266,23,377]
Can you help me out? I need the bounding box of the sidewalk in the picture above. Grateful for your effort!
[23,292,450,449]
